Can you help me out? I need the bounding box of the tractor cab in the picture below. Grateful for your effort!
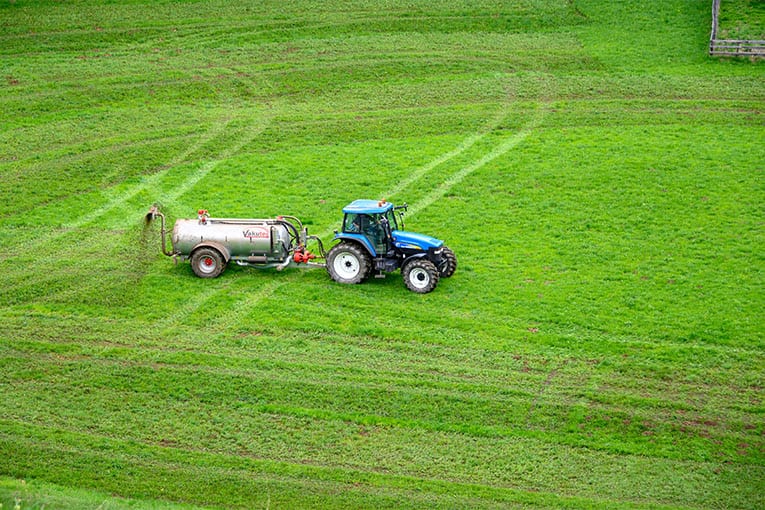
[336,199,446,258]
[338,199,400,256]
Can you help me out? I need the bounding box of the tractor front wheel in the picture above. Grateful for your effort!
[439,246,457,278]
[402,259,439,294]
[327,242,372,285]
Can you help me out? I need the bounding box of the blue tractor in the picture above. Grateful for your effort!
[326,199,457,293]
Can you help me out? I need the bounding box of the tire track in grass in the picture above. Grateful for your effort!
[205,277,291,332]
[56,101,276,309]
[67,116,232,231]
[0,115,231,262]
[0,119,229,295]
[140,109,285,329]
[155,277,288,333]
[0,109,275,302]
[65,114,277,307]
[404,105,545,218]
[7,104,270,254]
[143,109,275,217]
[380,65,553,217]
[381,105,511,202]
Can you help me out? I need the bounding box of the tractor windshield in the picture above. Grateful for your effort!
[384,210,399,231]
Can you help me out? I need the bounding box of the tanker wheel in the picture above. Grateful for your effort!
[439,246,457,278]
[402,258,439,294]
[190,247,225,278]
[326,242,371,284]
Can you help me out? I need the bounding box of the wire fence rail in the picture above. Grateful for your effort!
[709,0,765,57]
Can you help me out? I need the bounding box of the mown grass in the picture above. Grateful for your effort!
[0,476,207,510]
[1,1,763,509]
[718,0,765,40]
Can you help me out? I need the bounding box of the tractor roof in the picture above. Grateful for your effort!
[342,199,394,214]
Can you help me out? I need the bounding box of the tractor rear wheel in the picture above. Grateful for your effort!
[439,246,457,278]
[327,242,372,284]
[190,247,225,278]
[402,258,439,294]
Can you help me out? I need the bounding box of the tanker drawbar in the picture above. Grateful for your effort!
[145,206,325,278]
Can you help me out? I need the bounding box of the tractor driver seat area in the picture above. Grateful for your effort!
[345,213,387,253]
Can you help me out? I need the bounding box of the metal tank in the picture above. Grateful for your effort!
[146,207,325,278]
[172,216,293,264]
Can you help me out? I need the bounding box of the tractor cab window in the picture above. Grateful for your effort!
[344,213,373,234]
[344,213,389,252]
[383,210,399,231]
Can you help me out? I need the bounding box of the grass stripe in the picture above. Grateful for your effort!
[1,338,760,466]
[408,105,546,217]
[0,420,704,510]
[382,103,513,202]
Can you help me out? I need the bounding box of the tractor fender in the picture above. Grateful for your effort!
[190,241,231,263]
[332,233,377,257]
[402,252,428,266]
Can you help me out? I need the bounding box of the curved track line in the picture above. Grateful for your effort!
[407,107,545,217]
[154,112,275,213]
[154,283,232,330]
[309,103,543,242]
[154,273,293,333]
[109,114,281,325]
[206,278,290,332]
[381,105,510,203]
[67,116,232,230]
[3,108,270,260]
[137,112,281,324]
[0,117,231,264]
[311,105,514,241]
[0,108,272,293]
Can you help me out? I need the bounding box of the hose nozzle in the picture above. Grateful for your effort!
[145,205,159,223]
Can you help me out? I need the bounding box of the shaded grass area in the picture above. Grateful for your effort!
[0,0,763,508]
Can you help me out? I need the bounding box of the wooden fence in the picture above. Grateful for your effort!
[709,0,765,57]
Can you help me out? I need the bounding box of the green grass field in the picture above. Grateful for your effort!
[1,0,763,508]
[718,0,765,40]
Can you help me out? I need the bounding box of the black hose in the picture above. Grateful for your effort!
[307,235,326,258]
[275,219,300,250]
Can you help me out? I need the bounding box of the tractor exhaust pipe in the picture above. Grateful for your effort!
[145,205,174,257]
